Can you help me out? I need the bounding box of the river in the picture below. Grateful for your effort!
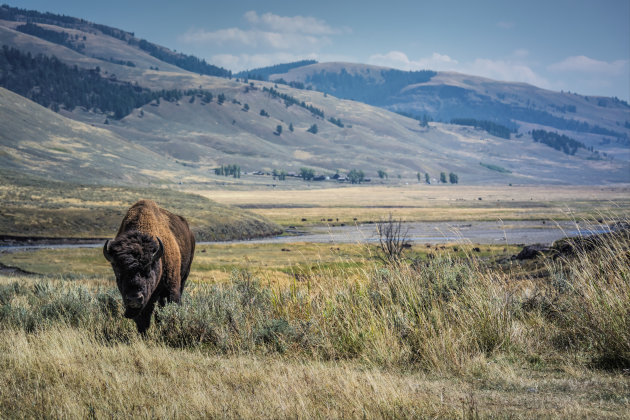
[0,220,611,253]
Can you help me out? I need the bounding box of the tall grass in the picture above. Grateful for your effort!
[1,227,629,417]
[544,228,630,367]
[1,226,627,371]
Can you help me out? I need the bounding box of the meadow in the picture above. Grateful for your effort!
[0,220,628,418]
[1,180,629,418]
[192,184,630,227]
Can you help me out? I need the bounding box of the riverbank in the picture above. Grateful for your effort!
[0,219,616,254]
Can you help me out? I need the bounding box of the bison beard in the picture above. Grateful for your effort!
[103,200,195,333]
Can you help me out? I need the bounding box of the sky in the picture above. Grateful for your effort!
[8,0,630,100]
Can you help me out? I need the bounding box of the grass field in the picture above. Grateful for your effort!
[0,227,628,418]
[1,180,628,418]
[1,325,627,419]
[192,184,630,227]
[0,241,521,286]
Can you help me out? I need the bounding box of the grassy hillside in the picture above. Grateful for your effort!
[269,62,630,159]
[0,14,628,184]
[0,87,191,184]
[0,171,281,241]
[105,90,628,184]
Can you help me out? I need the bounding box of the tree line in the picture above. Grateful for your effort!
[450,118,514,139]
[235,60,317,81]
[0,46,182,118]
[531,129,586,155]
[214,164,241,178]
[262,86,325,118]
[303,67,437,105]
[1,5,231,79]
[0,47,228,119]
[133,39,230,78]
[15,23,85,53]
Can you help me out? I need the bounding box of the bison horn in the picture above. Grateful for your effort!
[103,240,113,262]
[153,237,164,262]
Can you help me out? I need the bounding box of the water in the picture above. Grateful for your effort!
[0,220,612,253]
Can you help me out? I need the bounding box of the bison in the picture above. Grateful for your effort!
[103,200,195,333]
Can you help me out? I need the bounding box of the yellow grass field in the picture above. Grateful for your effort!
[192,184,630,226]
[2,324,627,419]
[1,184,628,418]
[1,227,628,418]
[1,242,518,288]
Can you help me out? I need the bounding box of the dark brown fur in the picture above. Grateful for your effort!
[103,200,195,333]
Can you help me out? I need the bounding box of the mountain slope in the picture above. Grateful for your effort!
[0,88,282,240]
[269,62,630,158]
[0,9,628,184]
[102,86,628,184]
[0,87,189,184]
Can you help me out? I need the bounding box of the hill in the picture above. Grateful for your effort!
[0,7,628,184]
[0,87,281,240]
[269,62,630,160]
[0,87,190,184]
[0,169,282,241]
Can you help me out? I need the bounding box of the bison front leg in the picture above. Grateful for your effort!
[165,270,182,304]
[167,288,181,304]
[134,300,156,335]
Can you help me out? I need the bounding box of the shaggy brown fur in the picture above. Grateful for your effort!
[104,200,195,333]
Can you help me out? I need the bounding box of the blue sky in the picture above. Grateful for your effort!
[8,0,630,100]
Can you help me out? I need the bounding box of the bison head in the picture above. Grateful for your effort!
[103,231,164,318]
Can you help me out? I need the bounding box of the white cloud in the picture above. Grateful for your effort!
[368,51,458,71]
[244,11,342,35]
[179,11,342,51]
[464,58,550,87]
[548,55,628,76]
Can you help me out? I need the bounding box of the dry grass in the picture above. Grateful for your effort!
[199,185,630,207]
[0,172,281,240]
[2,326,628,419]
[193,184,630,226]
[0,224,629,418]
[0,242,516,288]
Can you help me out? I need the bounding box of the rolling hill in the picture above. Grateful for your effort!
[0,87,191,184]
[0,5,628,185]
[267,62,630,158]
[0,88,282,240]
